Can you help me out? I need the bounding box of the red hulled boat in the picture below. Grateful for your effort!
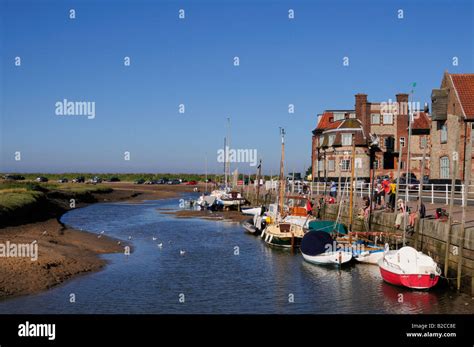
[378,246,441,290]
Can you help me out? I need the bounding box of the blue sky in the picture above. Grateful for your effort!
[1,0,473,174]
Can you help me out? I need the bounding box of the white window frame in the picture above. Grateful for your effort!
[440,124,448,144]
[333,113,345,122]
[400,137,406,148]
[371,114,380,125]
[319,136,324,146]
[341,134,352,146]
[328,159,335,171]
[383,113,393,125]
[328,134,336,146]
[440,156,450,179]
[341,159,351,172]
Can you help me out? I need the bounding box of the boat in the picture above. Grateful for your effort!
[261,222,305,248]
[378,246,441,289]
[241,218,258,234]
[241,206,262,216]
[301,230,352,265]
[353,244,385,264]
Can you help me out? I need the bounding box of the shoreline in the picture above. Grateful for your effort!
[0,183,194,301]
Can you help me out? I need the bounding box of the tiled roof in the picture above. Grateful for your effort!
[450,74,474,119]
[412,111,430,130]
[316,112,334,130]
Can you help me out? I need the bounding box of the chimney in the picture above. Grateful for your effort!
[355,93,369,135]
[396,93,409,116]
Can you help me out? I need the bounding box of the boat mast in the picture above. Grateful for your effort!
[402,89,414,246]
[224,136,227,188]
[278,127,286,218]
[227,117,231,189]
[348,133,356,242]
[256,159,262,205]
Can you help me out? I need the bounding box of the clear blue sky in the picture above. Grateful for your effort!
[1,0,473,174]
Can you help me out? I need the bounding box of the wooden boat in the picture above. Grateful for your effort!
[301,230,352,265]
[261,222,305,248]
[378,246,441,289]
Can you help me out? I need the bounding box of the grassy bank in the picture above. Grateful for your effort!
[0,181,112,227]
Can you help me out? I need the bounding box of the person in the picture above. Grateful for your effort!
[306,199,314,216]
[382,178,391,208]
[395,199,406,229]
[389,180,397,211]
[329,181,337,198]
[376,183,384,207]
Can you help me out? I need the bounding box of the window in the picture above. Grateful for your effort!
[328,135,335,146]
[328,160,335,171]
[440,124,448,144]
[319,136,324,146]
[420,136,428,149]
[318,160,324,171]
[349,113,356,119]
[333,113,345,121]
[341,159,351,171]
[371,114,380,124]
[399,137,406,148]
[440,156,449,179]
[341,134,352,146]
[399,161,404,170]
[383,113,393,125]
[373,159,380,170]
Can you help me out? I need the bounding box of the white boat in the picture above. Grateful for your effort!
[300,230,352,266]
[354,247,384,264]
[302,250,353,265]
[241,206,262,216]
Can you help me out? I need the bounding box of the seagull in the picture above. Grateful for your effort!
[42,230,47,236]
[180,250,186,256]
[100,231,105,234]
[128,236,132,240]
[117,241,121,245]
[152,236,157,241]
[157,243,163,248]
[97,235,102,239]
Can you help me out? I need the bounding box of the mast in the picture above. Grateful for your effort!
[402,92,414,246]
[348,133,356,241]
[205,154,208,193]
[227,117,231,188]
[458,122,472,290]
[224,136,227,188]
[256,159,262,205]
[278,127,286,218]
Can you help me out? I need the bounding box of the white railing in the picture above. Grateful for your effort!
[307,182,474,206]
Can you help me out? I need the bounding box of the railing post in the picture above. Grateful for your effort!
[316,182,319,195]
[446,184,449,205]
[462,184,465,207]
[431,183,434,204]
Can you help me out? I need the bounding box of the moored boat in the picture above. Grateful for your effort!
[301,230,352,265]
[261,222,305,248]
[378,246,441,289]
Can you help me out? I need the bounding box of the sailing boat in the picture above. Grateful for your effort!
[261,128,305,249]
[301,230,352,265]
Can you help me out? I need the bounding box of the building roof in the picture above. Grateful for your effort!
[412,111,430,130]
[450,74,474,119]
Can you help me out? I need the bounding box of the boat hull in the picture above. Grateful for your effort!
[261,230,302,248]
[241,220,261,235]
[379,264,440,289]
[354,250,384,264]
[302,251,352,265]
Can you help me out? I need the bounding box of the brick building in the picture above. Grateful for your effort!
[430,72,474,182]
[311,93,431,182]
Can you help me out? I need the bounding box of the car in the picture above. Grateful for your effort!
[167,179,181,185]
[35,176,48,182]
[72,176,85,183]
[186,180,197,185]
[57,178,68,183]
[396,176,420,190]
[134,178,145,184]
[107,177,121,182]
[90,176,102,184]
[3,174,25,180]
[145,180,157,185]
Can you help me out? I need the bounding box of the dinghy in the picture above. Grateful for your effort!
[301,230,352,265]
[378,246,441,289]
